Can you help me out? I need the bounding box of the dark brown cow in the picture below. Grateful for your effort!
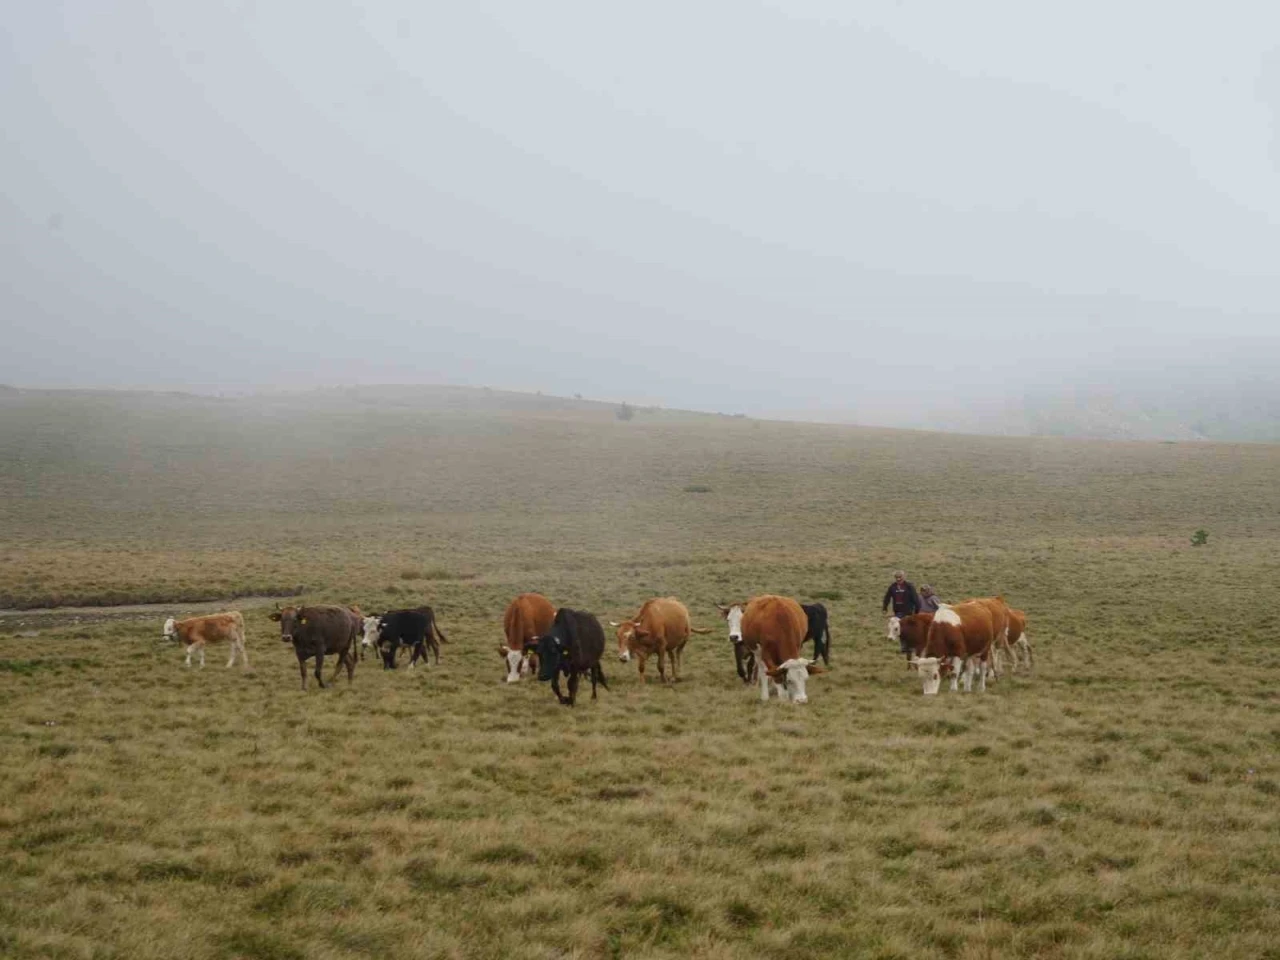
[270,605,360,690]
[888,612,934,664]
[500,593,555,683]
[922,600,996,693]
[163,612,247,669]
[742,595,822,703]
[611,597,708,683]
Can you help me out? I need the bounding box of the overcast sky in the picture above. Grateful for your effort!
[3,2,1279,422]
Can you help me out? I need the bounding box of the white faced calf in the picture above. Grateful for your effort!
[910,656,942,695]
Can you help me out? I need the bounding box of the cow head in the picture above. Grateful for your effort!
[610,619,642,662]
[886,616,901,642]
[162,617,176,640]
[497,644,530,683]
[911,656,942,695]
[769,657,820,704]
[527,633,566,682]
[361,616,382,650]
[269,606,303,642]
[716,603,747,644]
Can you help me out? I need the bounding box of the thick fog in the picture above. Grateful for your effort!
[4,2,1279,428]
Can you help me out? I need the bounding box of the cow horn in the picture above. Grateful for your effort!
[609,621,620,627]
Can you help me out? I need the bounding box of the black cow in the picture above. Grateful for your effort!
[801,602,831,665]
[372,610,430,670]
[524,608,609,707]
[270,604,360,690]
[366,606,450,668]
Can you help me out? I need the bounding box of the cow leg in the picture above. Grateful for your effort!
[1019,635,1033,672]
[345,649,355,684]
[185,643,196,667]
[566,670,580,707]
[551,674,568,705]
[590,664,598,700]
[636,653,647,683]
[656,646,668,683]
[669,648,679,682]
[297,654,309,690]
[758,658,770,702]
[950,656,961,692]
[240,641,249,669]
[314,652,326,689]
[198,646,206,668]
[977,658,987,693]
[226,643,238,668]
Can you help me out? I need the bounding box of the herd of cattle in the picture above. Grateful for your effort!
[160,591,1032,705]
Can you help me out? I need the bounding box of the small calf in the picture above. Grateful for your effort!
[163,612,248,669]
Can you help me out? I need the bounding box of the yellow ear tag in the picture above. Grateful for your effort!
[299,617,307,625]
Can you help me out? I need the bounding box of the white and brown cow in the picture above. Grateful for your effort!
[741,595,822,703]
[922,600,997,693]
[163,612,248,669]
[499,593,556,683]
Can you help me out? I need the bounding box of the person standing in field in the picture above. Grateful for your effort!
[919,584,943,614]
[882,570,921,619]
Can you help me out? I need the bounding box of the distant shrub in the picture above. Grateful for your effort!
[616,402,634,421]
[682,484,712,493]
[1191,529,1209,547]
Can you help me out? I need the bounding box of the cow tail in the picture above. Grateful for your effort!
[434,620,449,644]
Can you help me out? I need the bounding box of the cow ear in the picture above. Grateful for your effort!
[608,621,620,627]
[715,604,728,615]
[805,663,825,675]
[268,612,282,622]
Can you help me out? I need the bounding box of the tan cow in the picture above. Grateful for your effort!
[1006,608,1033,672]
[163,612,247,669]
[499,593,556,683]
[742,595,822,703]
[610,597,709,683]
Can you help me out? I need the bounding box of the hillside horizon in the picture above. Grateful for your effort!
[2,379,1275,445]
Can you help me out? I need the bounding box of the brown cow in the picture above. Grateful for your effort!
[922,600,996,693]
[887,612,934,665]
[611,597,709,683]
[163,612,247,669]
[742,595,822,703]
[1005,608,1033,673]
[500,593,556,683]
[269,605,360,690]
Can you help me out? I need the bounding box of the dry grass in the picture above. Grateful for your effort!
[1,386,1279,959]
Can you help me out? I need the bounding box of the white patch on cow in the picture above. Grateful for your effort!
[935,605,961,627]
[912,656,942,695]
[725,605,744,644]
[886,617,901,641]
[757,651,770,702]
[163,617,176,639]
[185,643,205,668]
[949,655,962,692]
[619,649,632,663]
[505,648,523,683]
[361,616,381,649]
[777,658,813,704]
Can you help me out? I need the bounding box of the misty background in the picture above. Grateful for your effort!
[4,2,1279,439]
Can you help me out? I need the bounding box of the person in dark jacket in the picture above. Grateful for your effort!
[882,571,921,619]
[919,585,943,614]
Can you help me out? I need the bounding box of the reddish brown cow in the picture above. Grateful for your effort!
[500,593,556,683]
[163,612,247,669]
[923,600,996,693]
[742,595,822,703]
[611,597,709,683]
[888,612,934,664]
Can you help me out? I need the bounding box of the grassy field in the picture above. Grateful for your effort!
[1,385,1278,959]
